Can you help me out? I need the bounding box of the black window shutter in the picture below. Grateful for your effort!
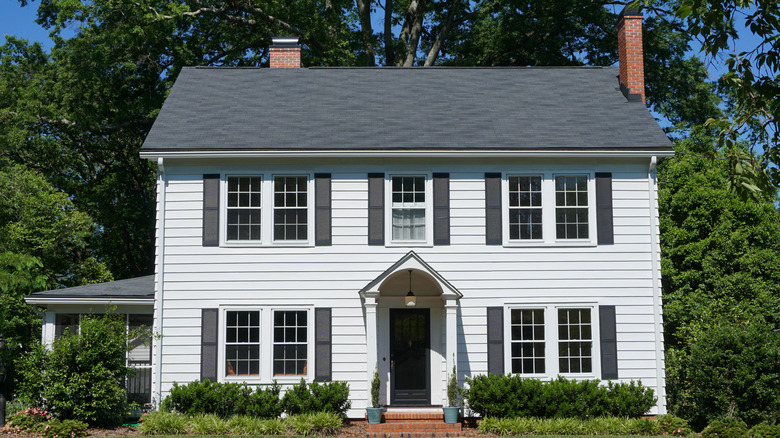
[433,173,450,245]
[203,174,220,247]
[315,174,332,246]
[595,173,614,245]
[368,173,384,245]
[201,308,219,381]
[485,173,502,245]
[487,307,504,375]
[315,308,332,381]
[599,305,619,379]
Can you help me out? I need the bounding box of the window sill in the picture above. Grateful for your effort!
[221,242,315,248]
[223,375,312,385]
[385,242,434,248]
[503,240,597,248]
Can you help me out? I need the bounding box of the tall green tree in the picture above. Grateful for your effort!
[658,128,780,425]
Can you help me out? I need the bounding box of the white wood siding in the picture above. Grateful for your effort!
[155,158,665,416]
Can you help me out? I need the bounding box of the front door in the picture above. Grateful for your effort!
[390,308,430,405]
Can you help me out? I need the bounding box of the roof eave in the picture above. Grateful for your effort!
[140,148,675,160]
[25,297,154,306]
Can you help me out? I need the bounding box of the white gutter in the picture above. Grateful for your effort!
[24,298,154,306]
[648,156,666,414]
[140,149,676,160]
[154,157,167,408]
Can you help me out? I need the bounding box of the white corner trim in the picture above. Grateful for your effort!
[648,155,666,414]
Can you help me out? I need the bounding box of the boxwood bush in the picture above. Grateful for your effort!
[464,375,656,418]
[281,379,351,417]
[161,379,282,418]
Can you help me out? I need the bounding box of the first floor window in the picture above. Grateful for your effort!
[558,308,593,373]
[391,175,426,241]
[510,309,545,374]
[225,311,261,376]
[507,306,595,376]
[273,310,308,376]
[555,175,589,239]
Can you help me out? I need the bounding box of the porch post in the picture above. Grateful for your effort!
[364,292,379,406]
[445,301,458,378]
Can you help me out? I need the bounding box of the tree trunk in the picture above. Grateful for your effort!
[355,0,376,65]
[384,0,394,65]
[401,0,427,66]
[424,0,462,66]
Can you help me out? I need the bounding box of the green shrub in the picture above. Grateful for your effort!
[281,379,351,417]
[1,407,52,434]
[702,418,750,438]
[138,410,189,435]
[657,414,693,437]
[749,423,780,438]
[478,416,661,436]
[40,419,88,438]
[15,314,132,426]
[161,379,282,418]
[464,374,656,419]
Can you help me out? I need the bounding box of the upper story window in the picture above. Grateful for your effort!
[508,176,543,240]
[555,175,589,240]
[222,173,313,246]
[387,174,432,245]
[503,172,595,246]
[274,176,308,242]
[227,176,262,241]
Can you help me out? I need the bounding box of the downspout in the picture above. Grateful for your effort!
[648,156,666,414]
[154,157,166,408]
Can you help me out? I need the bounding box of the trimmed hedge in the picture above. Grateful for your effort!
[160,378,351,418]
[161,379,282,418]
[464,375,656,419]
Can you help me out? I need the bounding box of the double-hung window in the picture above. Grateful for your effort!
[222,173,313,246]
[221,308,312,382]
[506,305,597,377]
[388,174,432,245]
[503,172,595,245]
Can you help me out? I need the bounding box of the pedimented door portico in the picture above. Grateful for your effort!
[360,251,461,407]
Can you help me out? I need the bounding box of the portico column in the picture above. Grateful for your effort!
[445,301,458,379]
[364,292,379,405]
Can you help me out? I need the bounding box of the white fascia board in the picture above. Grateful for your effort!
[25,297,154,306]
[140,149,676,160]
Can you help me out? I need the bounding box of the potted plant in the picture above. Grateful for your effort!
[443,362,460,424]
[366,368,382,424]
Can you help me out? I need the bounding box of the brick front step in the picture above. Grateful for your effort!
[367,422,462,432]
[366,432,463,438]
[384,412,445,422]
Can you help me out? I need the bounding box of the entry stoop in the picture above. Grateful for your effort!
[366,408,463,438]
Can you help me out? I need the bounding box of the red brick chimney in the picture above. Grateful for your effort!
[270,37,301,68]
[617,6,645,103]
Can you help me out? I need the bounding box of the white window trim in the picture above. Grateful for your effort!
[218,306,314,385]
[220,172,315,247]
[503,302,601,380]
[385,172,433,247]
[502,171,597,247]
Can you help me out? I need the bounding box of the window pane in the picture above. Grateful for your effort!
[225,311,261,377]
[555,175,588,239]
[273,310,308,376]
[227,176,262,241]
[510,309,545,374]
[273,176,308,241]
[557,309,592,374]
[392,208,426,241]
[508,176,542,241]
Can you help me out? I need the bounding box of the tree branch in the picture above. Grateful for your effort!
[424,0,462,66]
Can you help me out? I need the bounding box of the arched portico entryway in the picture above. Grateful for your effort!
[360,251,461,407]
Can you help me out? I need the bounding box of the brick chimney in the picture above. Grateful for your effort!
[270,37,301,68]
[617,6,645,103]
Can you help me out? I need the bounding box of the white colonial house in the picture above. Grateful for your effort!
[28,7,671,418]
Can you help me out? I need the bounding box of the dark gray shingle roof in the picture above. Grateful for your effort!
[27,275,154,299]
[141,67,671,153]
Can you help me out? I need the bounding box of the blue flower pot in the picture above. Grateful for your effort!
[366,407,383,424]
[443,406,460,424]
